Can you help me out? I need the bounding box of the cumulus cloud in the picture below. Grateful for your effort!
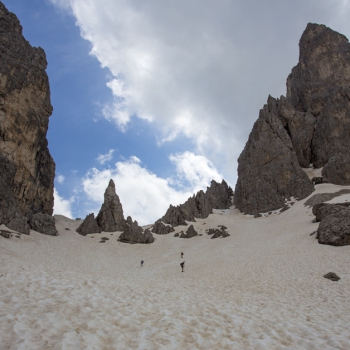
[56,174,65,183]
[50,0,350,187]
[169,152,223,192]
[81,153,225,225]
[53,189,73,218]
[96,149,115,164]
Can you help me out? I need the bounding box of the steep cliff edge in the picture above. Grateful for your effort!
[235,23,350,215]
[0,2,55,233]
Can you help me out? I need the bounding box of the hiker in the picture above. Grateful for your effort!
[140,260,144,267]
[181,252,183,258]
[180,261,185,272]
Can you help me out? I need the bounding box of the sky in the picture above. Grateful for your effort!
[3,0,350,225]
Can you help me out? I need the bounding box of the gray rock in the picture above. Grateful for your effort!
[235,23,350,214]
[118,216,154,244]
[96,179,125,232]
[151,221,175,235]
[0,2,55,229]
[312,202,350,222]
[29,213,57,236]
[7,212,30,234]
[154,180,232,231]
[76,213,101,235]
[323,272,340,281]
[316,205,350,246]
[322,153,350,185]
[305,189,350,208]
[0,230,12,238]
[234,97,314,216]
[180,225,197,238]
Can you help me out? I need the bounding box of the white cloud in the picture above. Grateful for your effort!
[96,149,115,164]
[169,151,223,192]
[81,153,224,225]
[50,0,350,188]
[56,174,65,184]
[53,189,73,218]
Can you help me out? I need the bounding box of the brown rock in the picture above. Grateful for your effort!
[0,2,55,229]
[118,216,154,244]
[151,221,175,235]
[96,179,125,232]
[76,213,101,235]
[323,272,340,281]
[179,225,197,238]
[29,213,57,236]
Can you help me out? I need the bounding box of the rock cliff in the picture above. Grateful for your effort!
[0,2,56,233]
[96,179,125,232]
[153,180,233,233]
[235,23,350,215]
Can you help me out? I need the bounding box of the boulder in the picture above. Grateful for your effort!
[323,272,340,281]
[76,213,101,235]
[179,225,197,238]
[0,2,55,230]
[118,216,154,244]
[29,213,57,236]
[312,202,350,222]
[96,179,125,232]
[316,207,350,246]
[151,221,175,235]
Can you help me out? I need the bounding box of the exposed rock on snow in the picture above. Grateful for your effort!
[118,216,154,244]
[235,23,350,215]
[76,213,101,235]
[152,221,175,235]
[29,213,58,236]
[153,180,232,233]
[179,225,198,238]
[315,203,350,246]
[323,272,340,281]
[0,2,55,233]
[96,179,125,232]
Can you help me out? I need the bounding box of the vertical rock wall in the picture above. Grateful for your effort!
[0,2,55,230]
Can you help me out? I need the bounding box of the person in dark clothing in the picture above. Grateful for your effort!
[140,260,144,267]
[180,261,185,272]
[181,252,183,258]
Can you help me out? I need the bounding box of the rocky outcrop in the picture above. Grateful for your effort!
[96,179,125,232]
[313,202,350,246]
[153,180,232,233]
[235,23,350,215]
[29,213,57,236]
[151,221,175,235]
[118,216,154,244]
[323,272,340,281]
[179,225,197,239]
[207,226,230,239]
[76,213,101,235]
[0,2,55,233]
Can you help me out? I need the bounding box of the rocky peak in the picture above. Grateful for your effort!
[96,179,125,232]
[235,23,350,216]
[153,179,233,233]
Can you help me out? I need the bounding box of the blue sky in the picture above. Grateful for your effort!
[3,0,350,224]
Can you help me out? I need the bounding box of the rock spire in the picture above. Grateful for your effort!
[235,23,350,215]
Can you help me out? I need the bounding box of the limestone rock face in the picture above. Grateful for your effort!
[76,213,101,235]
[151,221,175,235]
[96,180,125,232]
[118,216,154,244]
[29,213,57,236]
[153,180,232,233]
[0,2,55,233]
[312,202,350,246]
[179,225,197,239]
[235,23,350,215]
